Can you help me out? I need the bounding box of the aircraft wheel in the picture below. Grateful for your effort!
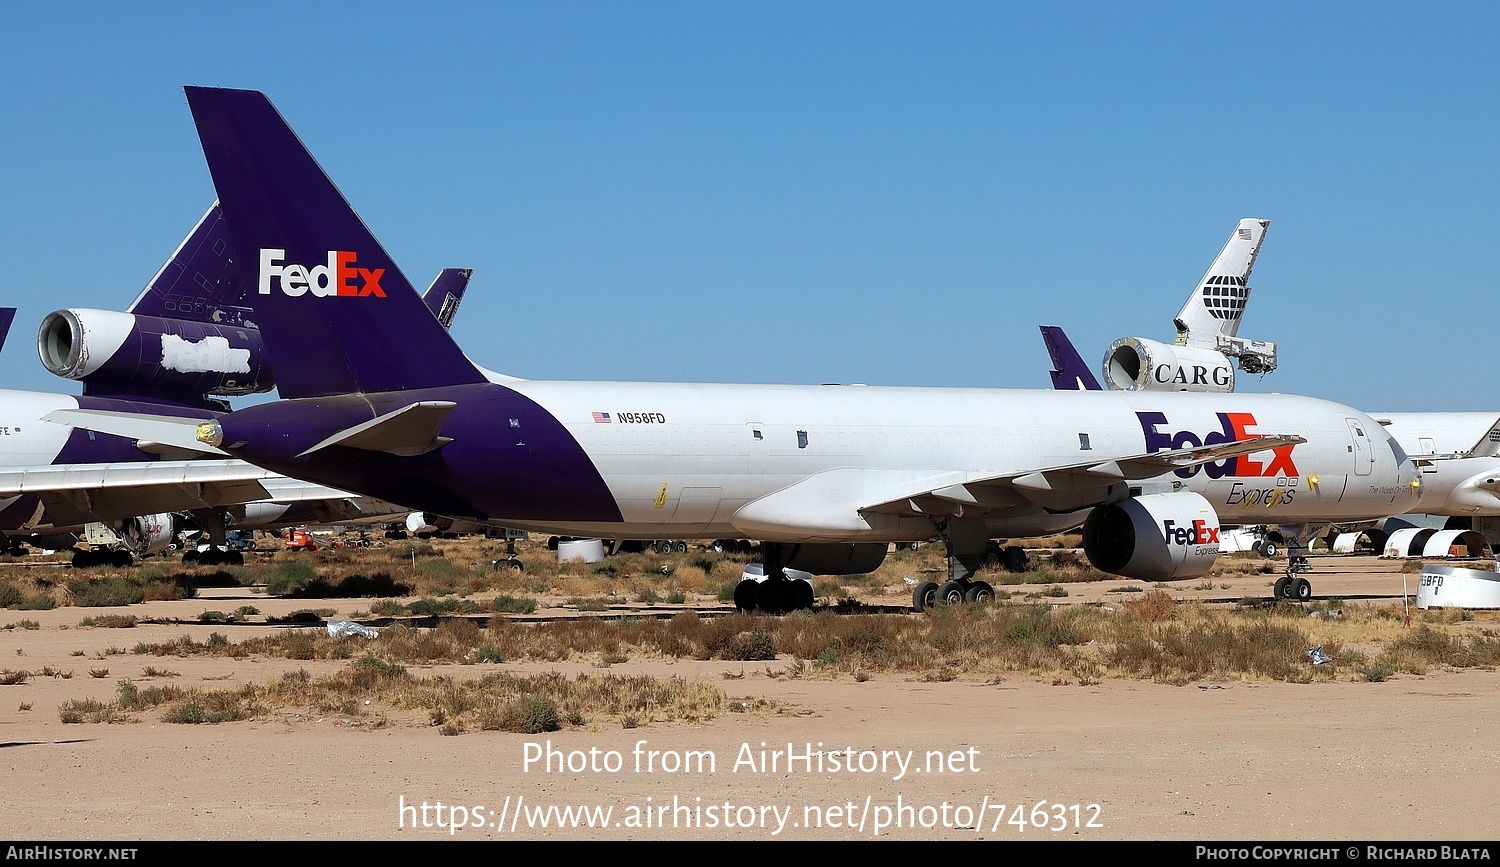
[673,540,688,554]
[1260,541,1279,557]
[1003,546,1029,573]
[755,579,791,614]
[734,579,759,612]
[912,581,939,613]
[182,550,199,564]
[111,551,133,568]
[1273,577,1289,599]
[792,580,815,611]
[938,580,967,606]
[965,581,995,604]
[1293,577,1312,603]
[493,558,524,572]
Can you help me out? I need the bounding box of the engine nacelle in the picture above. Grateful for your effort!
[1082,492,1220,581]
[1102,336,1234,393]
[83,513,178,556]
[38,308,273,397]
[783,542,888,575]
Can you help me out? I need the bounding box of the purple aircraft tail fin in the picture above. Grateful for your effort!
[126,202,255,328]
[422,268,471,330]
[185,86,486,399]
[1041,325,1102,391]
[0,307,15,355]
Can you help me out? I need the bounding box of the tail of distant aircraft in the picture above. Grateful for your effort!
[126,201,255,328]
[423,268,471,330]
[185,86,486,399]
[1040,325,1100,391]
[0,308,16,356]
[1173,218,1267,347]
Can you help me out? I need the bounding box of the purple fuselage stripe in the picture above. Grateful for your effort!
[218,382,621,524]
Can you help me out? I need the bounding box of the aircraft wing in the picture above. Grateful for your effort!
[0,459,277,525]
[860,433,1306,517]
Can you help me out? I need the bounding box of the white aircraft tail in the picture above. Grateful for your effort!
[1174,218,1268,346]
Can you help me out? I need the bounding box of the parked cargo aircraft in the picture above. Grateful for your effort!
[1,202,470,563]
[53,88,1425,609]
[1039,218,1500,594]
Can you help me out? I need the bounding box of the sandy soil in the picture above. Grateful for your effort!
[1,557,1497,842]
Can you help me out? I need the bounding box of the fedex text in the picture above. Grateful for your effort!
[1138,411,1298,480]
[258,248,386,298]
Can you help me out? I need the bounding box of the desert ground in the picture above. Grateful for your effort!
[1,539,1497,842]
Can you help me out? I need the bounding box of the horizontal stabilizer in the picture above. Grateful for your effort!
[297,401,457,457]
[41,409,225,455]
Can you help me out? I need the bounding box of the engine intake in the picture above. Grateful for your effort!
[38,308,273,397]
[1102,337,1234,393]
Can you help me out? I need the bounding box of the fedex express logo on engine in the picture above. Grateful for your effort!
[258,249,386,297]
[1138,411,1298,480]
[1162,519,1219,546]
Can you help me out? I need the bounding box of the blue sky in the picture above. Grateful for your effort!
[1,2,1496,410]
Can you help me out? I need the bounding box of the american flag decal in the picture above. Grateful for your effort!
[592,412,612,423]
[1237,227,1253,241]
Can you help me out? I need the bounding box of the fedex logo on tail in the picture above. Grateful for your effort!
[1163,518,1219,546]
[1138,411,1298,480]
[258,249,386,297]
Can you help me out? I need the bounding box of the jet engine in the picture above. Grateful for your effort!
[1081,491,1220,581]
[38,308,272,397]
[1102,337,1234,393]
[782,542,888,575]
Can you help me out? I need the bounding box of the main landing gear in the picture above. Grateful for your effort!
[733,542,815,614]
[910,520,1018,613]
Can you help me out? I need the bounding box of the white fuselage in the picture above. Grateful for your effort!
[490,380,1417,541]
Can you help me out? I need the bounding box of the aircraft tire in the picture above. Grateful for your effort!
[965,581,994,604]
[792,580,815,611]
[938,580,967,606]
[1261,541,1278,557]
[1273,577,1289,599]
[1003,546,1029,573]
[755,579,791,614]
[1293,577,1312,603]
[734,579,759,612]
[912,581,939,613]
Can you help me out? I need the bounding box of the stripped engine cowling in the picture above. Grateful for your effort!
[1082,492,1221,581]
[1102,336,1234,393]
[406,512,490,537]
[38,308,272,397]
